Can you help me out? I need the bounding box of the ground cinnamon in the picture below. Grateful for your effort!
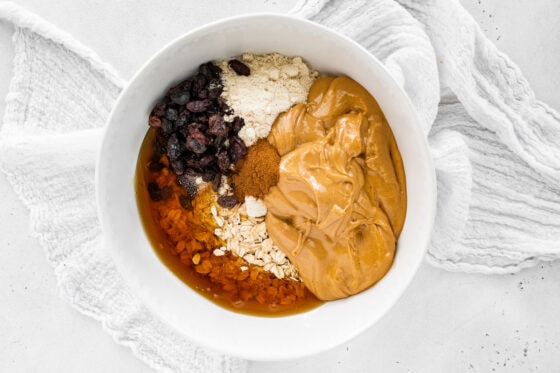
[233,138,280,201]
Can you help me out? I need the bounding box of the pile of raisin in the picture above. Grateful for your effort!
[148,61,248,208]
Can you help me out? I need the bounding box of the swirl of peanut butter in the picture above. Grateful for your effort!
[265,76,406,301]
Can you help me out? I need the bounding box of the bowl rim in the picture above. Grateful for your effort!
[96,12,437,361]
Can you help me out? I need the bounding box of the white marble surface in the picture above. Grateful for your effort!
[1,1,559,372]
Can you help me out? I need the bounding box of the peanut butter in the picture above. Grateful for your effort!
[265,76,407,301]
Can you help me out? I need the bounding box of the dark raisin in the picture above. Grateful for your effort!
[181,78,193,91]
[228,59,250,76]
[149,116,162,128]
[208,114,227,137]
[208,78,222,90]
[199,62,222,78]
[151,102,166,117]
[170,159,185,175]
[186,140,205,155]
[231,116,245,133]
[185,168,203,177]
[199,154,215,167]
[177,174,198,199]
[183,122,205,135]
[186,99,211,113]
[147,182,162,201]
[202,170,217,182]
[192,74,207,92]
[179,195,193,211]
[197,89,208,99]
[166,108,178,121]
[208,87,223,99]
[212,173,221,192]
[198,63,213,78]
[185,158,201,168]
[166,134,182,161]
[161,118,174,135]
[175,110,188,127]
[217,195,238,209]
[194,115,209,125]
[217,150,231,172]
[217,97,233,115]
[208,63,222,77]
[228,135,247,162]
[171,92,190,105]
[186,129,209,154]
[167,84,182,95]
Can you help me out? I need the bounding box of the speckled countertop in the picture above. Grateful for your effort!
[1,1,559,372]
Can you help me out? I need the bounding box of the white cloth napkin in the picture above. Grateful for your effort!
[0,0,559,372]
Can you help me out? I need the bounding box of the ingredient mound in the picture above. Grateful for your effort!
[265,76,407,301]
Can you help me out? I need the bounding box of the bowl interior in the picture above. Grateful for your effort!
[97,14,436,361]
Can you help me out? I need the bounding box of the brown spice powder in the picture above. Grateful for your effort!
[233,138,280,201]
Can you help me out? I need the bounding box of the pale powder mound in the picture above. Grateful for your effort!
[218,53,318,146]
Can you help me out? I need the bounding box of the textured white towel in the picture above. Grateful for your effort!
[0,0,559,372]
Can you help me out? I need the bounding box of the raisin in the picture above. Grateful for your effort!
[180,77,192,90]
[198,63,213,78]
[197,89,208,99]
[186,129,209,154]
[192,74,207,92]
[199,154,215,168]
[228,135,247,162]
[175,110,188,127]
[199,62,221,78]
[166,108,178,121]
[212,173,221,192]
[171,92,190,105]
[177,174,198,199]
[202,170,217,182]
[208,114,227,137]
[186,99,211,113]
[185,168,203,177]
[217,195,238,208]
[217,97,231,113]
[148,116,162,128]
[208,87,223,99]
[217,150,231,172]
[166,134,182,161]
[231,116,245,133]
[185,157,201,168]
[161,118,174,135]
[228,59,250,76]
[208,62,222,77]
[184,122,206,134]
[151,102,166,117]
[170,159,185,175]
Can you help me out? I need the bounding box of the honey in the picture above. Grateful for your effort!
[136,128,322,316]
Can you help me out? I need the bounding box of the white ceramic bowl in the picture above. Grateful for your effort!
[97,14,436,361]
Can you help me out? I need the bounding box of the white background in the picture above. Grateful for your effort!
[1,1,559,372]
